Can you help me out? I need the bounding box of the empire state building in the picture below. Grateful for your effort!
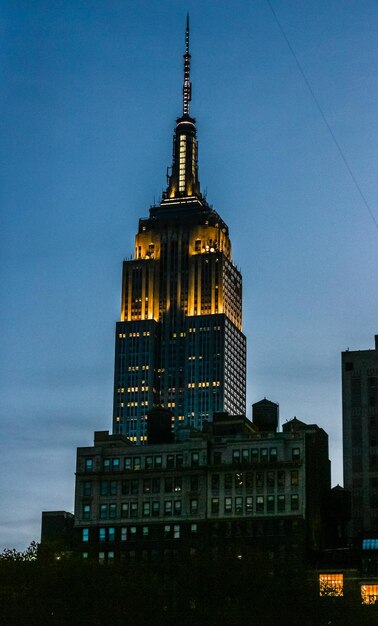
[113,19,246,442]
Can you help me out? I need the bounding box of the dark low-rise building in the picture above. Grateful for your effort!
[72,403,331,567]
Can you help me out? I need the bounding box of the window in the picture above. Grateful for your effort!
[251,449,259,463]
[242,449,249,464]
[174,525,180,539]
[245,472,253,490]
[167,454,175,468]
[112,458,120,471]
[256,472,264,489]
[165,478,173,493]
[190,498,198,514]
[121,527,127,541]
[124,457,132,470]
[98,552,105,564]
[361,584,378,604]
[130,502,138,518]
[174,500,182,516]
[190,523,198,534]
[152,501,160,517]
[143,502,150,517]
[130,526,137,539]
[142,526,149,537]
[260,448,268,462]
[176,454,183,467]
[267,495,275,512]
[267,471,275,489]
[145,455,153,469]
[291,494,299,511]
[224,497,232,514]
[121,502,129,518]
[190,475,199,491]
[174,477,182,492]
[155,455,162,468]
[164,500,173,515]
[235,473,244,489]
[256,496,264,513]
[143,479,151,494]
[277,471,285,488]
[292,448,300,461]
[277,495,285,512]
[319,574,343,597]
[85,458,93,472]
[362,538,378,550]
[122,480,130,495]
[82,552,88,559]
[83,481,92,496]
[99,528,106,542]
[108,551,114,562]
[109,503,117,519]
[83,504,91,520]
[133,457,141,471]
[211,474,220,491]
[235,496,243,514]
[291,470,299,487]
[224,474,233,490]
[270,448,277,462]
[108,528,115,542]
[211,498,219,515]
[245,496,253,513]
[164,525,171,539]
[152,478,160,493]
[82,528,89,542]
[232,450,240,464]
[191,452,199,467]
[131,479,139,495]
[103,458,111,471]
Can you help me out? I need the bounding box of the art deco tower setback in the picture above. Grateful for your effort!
[113,19,246,442]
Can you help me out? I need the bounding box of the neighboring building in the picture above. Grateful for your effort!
[342,335,378,536]
[41,511,74,550]
[112,18,246,442]
[73,404,331,565]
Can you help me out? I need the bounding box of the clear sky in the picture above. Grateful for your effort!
[1,0,377,550]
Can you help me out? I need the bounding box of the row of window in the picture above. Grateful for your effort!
[84,451,202,473]
[82,469,299,500]
[82,523,198,544]
[83,498,200,521]
[211,494,299,515]
[83,446,301,474]
[82,493,299,521]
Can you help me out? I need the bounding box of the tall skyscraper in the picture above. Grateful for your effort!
[113,19,246,442]
[342,335,378,536]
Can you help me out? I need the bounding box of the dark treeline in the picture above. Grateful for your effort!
[0,543,377,626]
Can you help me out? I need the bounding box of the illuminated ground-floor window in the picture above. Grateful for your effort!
[361,584,378,605]
[319,573,343,596]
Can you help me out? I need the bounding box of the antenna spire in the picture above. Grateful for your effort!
[183,14,191,116]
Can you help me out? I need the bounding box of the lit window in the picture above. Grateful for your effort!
[99,528,106,542]
[121,527,127,542]
[361,584,378,604]
[174,525,180,539]
[319,573,343,597]
[85,458,93,472]
[82,528,89,542]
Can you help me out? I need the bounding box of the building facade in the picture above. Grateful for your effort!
[112,19,246,442]
[73,405,331,565]
[342,335,378,536]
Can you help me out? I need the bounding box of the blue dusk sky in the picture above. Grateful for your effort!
[1,0,377,550]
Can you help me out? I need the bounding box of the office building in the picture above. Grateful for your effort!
[73,404,331,565]
[112,18,246,442]
[342,334,378,536]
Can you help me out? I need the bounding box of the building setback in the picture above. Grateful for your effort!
[73,404,331,565]
[112,18,246,442]
[342,334,378,536]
